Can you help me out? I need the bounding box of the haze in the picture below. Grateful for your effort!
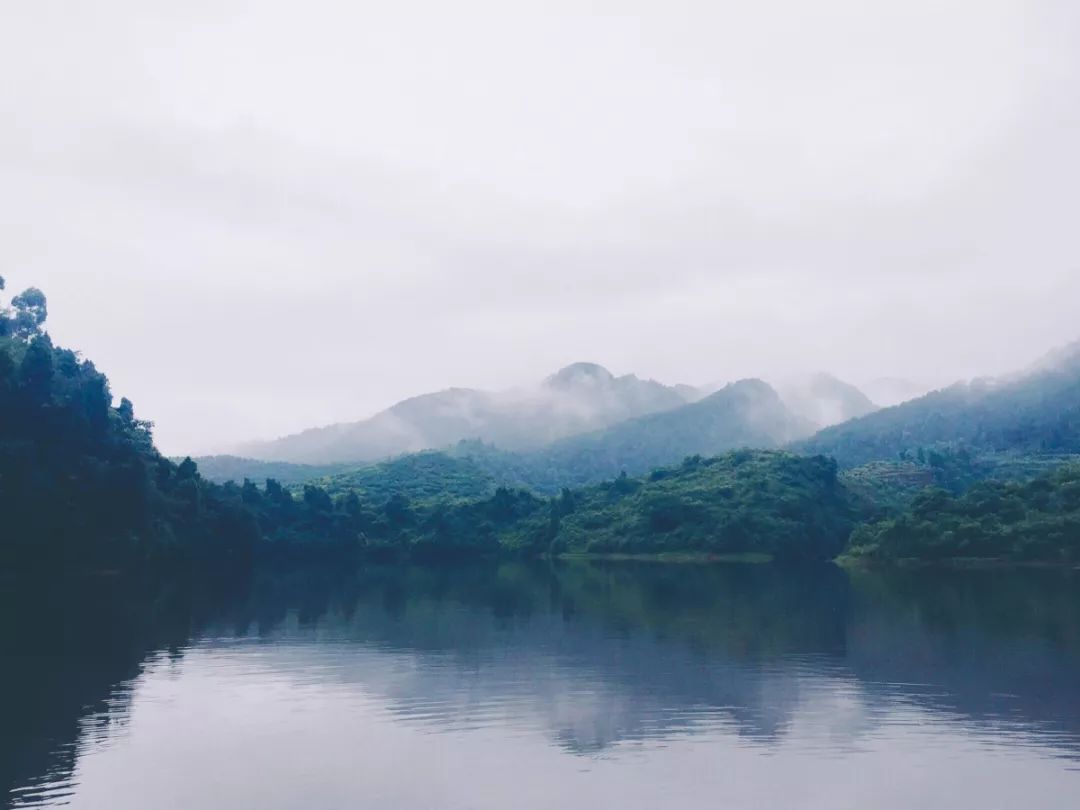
[3,0,1078,455]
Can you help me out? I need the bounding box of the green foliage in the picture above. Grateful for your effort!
[844,464,1080,563]
[551,451,856,561]
[298,450,856,561]
[0,282,357,571]
[181,455,352,486]
[308,451,500,503]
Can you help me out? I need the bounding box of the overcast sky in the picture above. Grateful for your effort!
[3,0,1079,455]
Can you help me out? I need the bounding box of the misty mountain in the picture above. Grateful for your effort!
[508,379,816,490]
[234,362,690,464]
[298,379,816,496]
[794,340,1080,467]
[776,373,878,429]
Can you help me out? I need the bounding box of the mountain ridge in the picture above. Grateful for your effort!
[794,339,1080,467]
[234,362,691,464]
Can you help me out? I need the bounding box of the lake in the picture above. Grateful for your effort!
[3,561,1080,809]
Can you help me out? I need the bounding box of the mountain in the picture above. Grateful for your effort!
[794,341,1080,468]
[510,378,816,490]
[776,373,878,429]
[303,378,816,496]
[234,362,690,464]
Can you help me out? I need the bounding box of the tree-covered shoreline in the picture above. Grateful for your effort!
[3,276,1080,573]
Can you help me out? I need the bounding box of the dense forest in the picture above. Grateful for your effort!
[845,464,1080,563]
[177,455,352,488]
[3,276,1080,572]
[0,278,361,570]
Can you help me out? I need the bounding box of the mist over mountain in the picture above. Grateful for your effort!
[859,377,933,408]
[216,367,878,485]
[512,378,816,489]
[776,373,879,429]
[795,340,1080,468]
[234,363,689,464]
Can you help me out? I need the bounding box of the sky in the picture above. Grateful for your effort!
[3,0,1079,455]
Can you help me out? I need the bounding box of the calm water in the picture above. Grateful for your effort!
[3,562,1080,809]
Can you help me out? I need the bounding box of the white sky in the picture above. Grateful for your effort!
[3,0,1079,454]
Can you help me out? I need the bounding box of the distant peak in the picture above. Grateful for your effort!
[544,362,615,387]
[703,378,781,402]
[728,377,776,393]
[1029,338,1080,375]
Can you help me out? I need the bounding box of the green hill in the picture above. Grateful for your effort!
[309,451,498,503]
[346,450,859,562]
[845,463,1080,564]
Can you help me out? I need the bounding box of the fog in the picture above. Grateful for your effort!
[3,1,1078,454]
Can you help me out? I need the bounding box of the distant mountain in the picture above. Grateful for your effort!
[794,341,1080,467]
[776,373,878,429]
[305,379,816,496]
[234,362,690,464]
[514,379,816,490]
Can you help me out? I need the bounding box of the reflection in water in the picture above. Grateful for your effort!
[2,562,1079,809]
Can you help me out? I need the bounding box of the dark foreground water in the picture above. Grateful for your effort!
[3,562,1080,809]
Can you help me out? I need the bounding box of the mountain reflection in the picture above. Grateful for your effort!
[3,562,1080,808]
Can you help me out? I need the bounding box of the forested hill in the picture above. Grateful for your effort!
[792,342,1080,468]
[845,463,1080,564]
[298,450,860,562]
[0,279,368,571]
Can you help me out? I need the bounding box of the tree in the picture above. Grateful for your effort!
[11,287,47,340]
[177,457,199,481]
[19,333,54,402]
[117,397,135,424]
[0,275,8,338]
[303,484,333,513]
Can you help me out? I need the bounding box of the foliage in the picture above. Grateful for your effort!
[550,451,857,560]
[844,464,1080,563]
[5,275,1080,570]
[307,451,499,503]
[0,282,356,571]
[182,455,352,486]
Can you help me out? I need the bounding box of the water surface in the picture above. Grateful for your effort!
[3,562,1080,809]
